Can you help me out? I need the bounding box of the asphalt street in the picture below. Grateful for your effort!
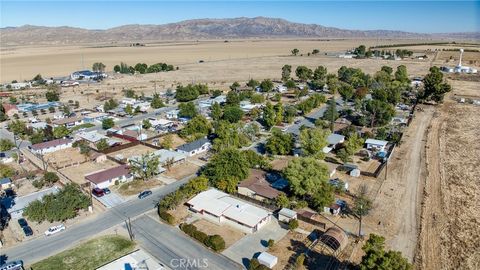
[133,215,243,270]
[1,175,193,265]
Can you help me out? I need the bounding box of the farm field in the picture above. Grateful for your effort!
[417,80,480,270]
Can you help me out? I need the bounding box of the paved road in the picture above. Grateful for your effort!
[1,175,194,265]
[0,127,31,149]
[133,215,243,270]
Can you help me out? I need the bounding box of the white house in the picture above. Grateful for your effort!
[365,138,388,151]
[149,118,173,129]
[9,82,31,90]
[29,139,73,155]
[176,138,211,156]
[121,98,138,106]
[275,85,287,93]
[186,188,272,234]
[85,164,132,189]
[51,116,83,128]
[165,109,180,120]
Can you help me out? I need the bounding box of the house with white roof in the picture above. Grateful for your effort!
[365,138,388,151]
[186,188,272,234]
[176,138,211,156]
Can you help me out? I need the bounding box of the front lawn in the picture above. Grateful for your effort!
[30,235,135,270]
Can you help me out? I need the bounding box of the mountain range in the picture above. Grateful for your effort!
[1,17,479,46]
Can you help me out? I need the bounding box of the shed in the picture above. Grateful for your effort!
[257,252,278,268]
[324,204,341,216]
[320,227,348,251]
[0,178,12,189]
[278,208,297,223]
[365,138,388,151]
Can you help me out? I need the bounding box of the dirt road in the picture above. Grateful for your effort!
[367,105,434,261]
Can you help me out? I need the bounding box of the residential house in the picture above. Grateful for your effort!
[71,70,106,80]
[186,188,272,234]
[323,134,345,153]
[9,82,31,90]
[28,121,48,130]
[7,187,60,218]
[365,139,388,151]
[2,104,18,117]
[149,118,173,130]
[85,164,132,189]
[278,208,297,223]
[51,116,83,128]
[165,109,180,120]
[0,152,15,164]
[83,112,108,123]
[0,178,12,189]
[30,138,73,155]
[237,169,281,201]
[129,149,187,174]
[176,138,211,156]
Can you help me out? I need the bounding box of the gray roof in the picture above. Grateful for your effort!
[177,138,210,152]
[327,134,345,145]
[0,178,11,185]
[279,208,297,218]
[8,186,60,214]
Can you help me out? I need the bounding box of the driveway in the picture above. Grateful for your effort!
[132,215,243,270]
[95,192,125,208]
[222,219,288,268]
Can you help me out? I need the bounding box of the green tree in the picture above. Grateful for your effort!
[422,66,451,103]
[129,153,160,181]
[0,139,14,151]
[259,79,274,93]
[323,98,339,131]
[113,65,121,73]
[203,148,249,191]
[313,66,327,81]
[103,99,118,111]
[291,48,299,56]
[180,115,212,141]
[176,84,200,102]
[53,126,71,139]
[226,91,240,106]
[247,79,260,89]
[364,100,395,127]
[338,83,355,101]
[179,102,198,118]
[8,120,26,137]
[222,105,244,123]
[230,81,240,91]
[394,65,409,83]
[92,62,106,72]
[354,45,366,56]
[283,157,332,201]
[274,102,284,125]
[345,133,364,155]
[134,63,148,74]
[43,172,59,185]
[124,104,133,115]
[213,121,250,151]
[359,234,412,270]
[276,193,290,208]
[250,93,264,104]
[299,127,329,158]
[262,102,276,129]
[160,134,174,150]
[266,128,293,155]
[142,119,152,130]
[95,138,109,151]
[45,90,60,102]
[151,93,165,109]
[295,66,313,81]
[0,164,15,178]
[281,65,292,81]
[102,118,115,130]
[211,102,222,121]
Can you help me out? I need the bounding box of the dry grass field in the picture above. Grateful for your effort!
[107,144,157,160]
[59,159,119,185]
[417,80,480,270]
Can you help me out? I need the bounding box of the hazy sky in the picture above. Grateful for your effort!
[1,1,479,33]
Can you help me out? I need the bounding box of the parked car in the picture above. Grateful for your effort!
[17,218,28,228]
[0,260,23,270]
[22,226,33,237]
[45,224,65,236]
[102,188,111,195]
[92,187,105,197]
[138,190,152,199]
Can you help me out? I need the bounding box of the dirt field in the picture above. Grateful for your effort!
[163,161,200,180]
[417,80,480,270]
[44,148,87,168]
[269,231,309,270]
[191,219,246,249]
[59,160,119,185]
[115,179,163,196]
[107,144,157,160]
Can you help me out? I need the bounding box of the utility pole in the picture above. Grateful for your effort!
[358,205,363,237]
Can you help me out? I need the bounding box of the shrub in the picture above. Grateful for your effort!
[296,253,305,268]
[289,219,299,231]
[32,179,44,189]
[205,235,226,251]
[267,239,275,248]
[194,230,209,243]
[158,210,175,225]
[180,223,197,236]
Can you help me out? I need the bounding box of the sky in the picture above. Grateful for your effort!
[1,1,479,33]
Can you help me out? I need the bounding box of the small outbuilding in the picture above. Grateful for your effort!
[365,138,388,151]
[278,208,297,223]
[0,178,12,189]
[320,227,348,252]
[257,252,278,268]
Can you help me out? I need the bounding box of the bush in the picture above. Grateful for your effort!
[32,179,44,189]
[267,239,275,248]
[158,210,175,225]
[289,219,299,231]
[180,223,197,236]
[194,230,209,243]
[205,235,226,251]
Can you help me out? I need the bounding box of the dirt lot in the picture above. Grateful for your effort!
[59,160,119,185]
[107,144,157,160]
[191,219,246,249]
[162,161,200,180]
[115,179,164,196]
[44,148,87,169]
[269,231,309,270]
[417,80,480,270]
